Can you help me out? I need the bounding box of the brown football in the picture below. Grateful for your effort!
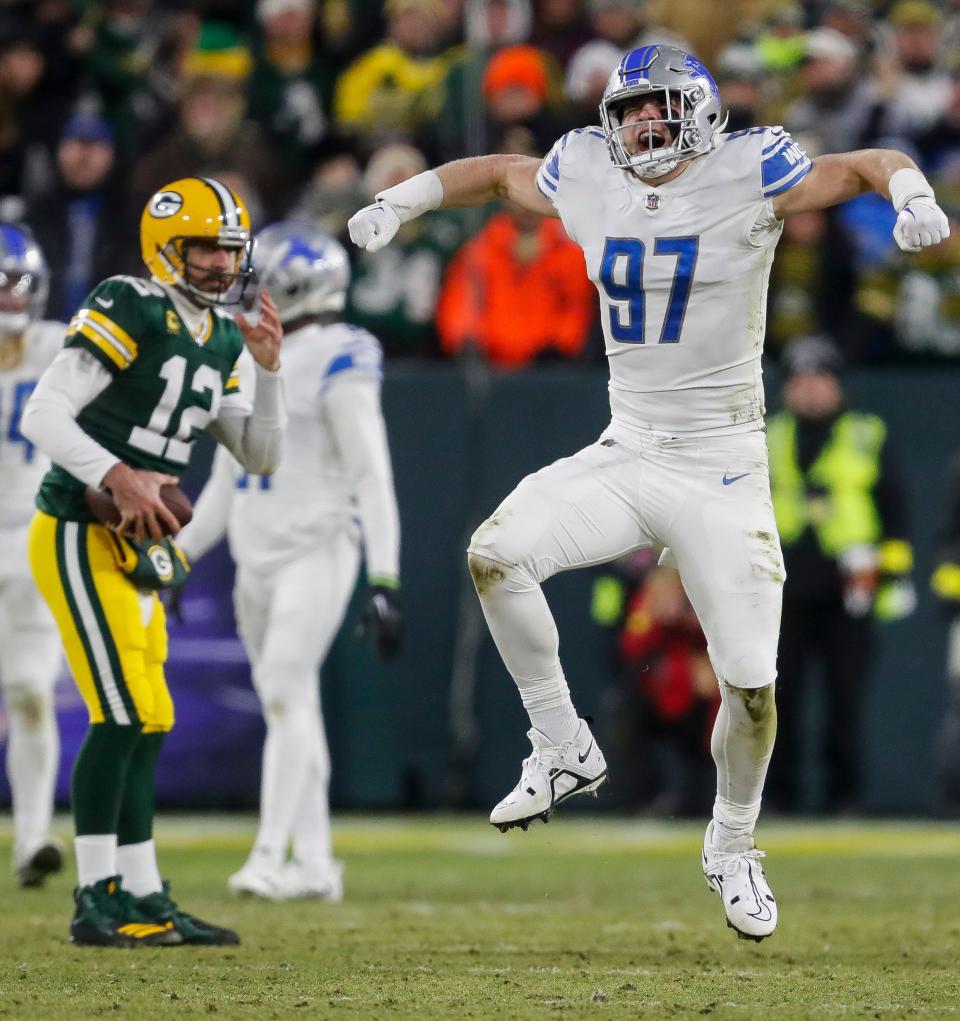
[84,484,193,535]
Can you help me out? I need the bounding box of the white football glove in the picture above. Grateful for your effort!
[893,197,950,253]
[347,201,402,253]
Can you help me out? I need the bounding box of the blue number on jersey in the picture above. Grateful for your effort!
[599,236,700,344]
[2,380,38,462]
[236,473,272,491]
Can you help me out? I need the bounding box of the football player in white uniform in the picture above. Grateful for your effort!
[0,224,65,887]
[348,45,950,941]
[178,222,402,902]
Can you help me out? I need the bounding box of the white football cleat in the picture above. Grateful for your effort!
[490,719,607,832]
[227,855,287,901]
[702,820,778,942]
[281,859,344,902]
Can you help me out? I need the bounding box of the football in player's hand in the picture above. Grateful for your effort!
[84,484,193,535]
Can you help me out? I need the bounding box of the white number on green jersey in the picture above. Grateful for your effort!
[128,354,222,464]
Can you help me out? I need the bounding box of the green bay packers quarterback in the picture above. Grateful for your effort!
[20,177,286,947]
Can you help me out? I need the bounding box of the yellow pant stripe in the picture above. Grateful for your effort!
[27,512,175,732]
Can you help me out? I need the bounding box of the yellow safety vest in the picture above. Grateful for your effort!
[766,411,886,556]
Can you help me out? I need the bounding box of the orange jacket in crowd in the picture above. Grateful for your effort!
[436,211,596,367]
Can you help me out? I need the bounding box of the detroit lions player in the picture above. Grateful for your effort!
[347,44,949,942]
[178,222,402,901]
[0,224,65,887]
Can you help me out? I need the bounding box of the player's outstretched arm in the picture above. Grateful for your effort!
[348,155,554,253]
[772,150,950,252]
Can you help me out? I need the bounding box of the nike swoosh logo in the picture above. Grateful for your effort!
[722,472,750,486]
[578,740,594,764]
[95,297,114,308]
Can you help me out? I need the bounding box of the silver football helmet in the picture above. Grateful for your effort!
[252,221,350,323]
[599,45,726,180]
[0,223,49,336]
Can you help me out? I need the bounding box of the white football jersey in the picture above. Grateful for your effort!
[536,125,812,437]
[0,320,64,532]
[225,322,386,572]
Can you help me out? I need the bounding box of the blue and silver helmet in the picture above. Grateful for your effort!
[0,222,49,336]
[599,45,726,179]
[252,221,350,323]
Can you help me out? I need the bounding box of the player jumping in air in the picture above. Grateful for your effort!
[348,45,949,941]
[178,221,402,902]
[0,224,65,888]
[20,178,286,946]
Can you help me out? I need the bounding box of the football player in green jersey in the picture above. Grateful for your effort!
[20,177,286,947]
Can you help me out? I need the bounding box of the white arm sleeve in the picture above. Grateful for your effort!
[325,379,401,582]
[175,446,236,563]
[19,347,120,488]
[207,362,286,475]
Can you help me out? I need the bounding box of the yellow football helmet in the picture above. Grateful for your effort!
[140,177,253,307]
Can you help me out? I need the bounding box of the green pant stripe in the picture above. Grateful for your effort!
[55,520,112,721]
[75,523,140,726]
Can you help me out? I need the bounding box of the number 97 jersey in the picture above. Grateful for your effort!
[36,275,245,522]
[536,125,812,438]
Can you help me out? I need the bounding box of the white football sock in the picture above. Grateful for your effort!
[711,682,777,847]
[291,729,333,869]
[252,682,325,869]
[5,686,59,865]
[470,555,580,743]
[75,834,117,887]
[117,838,163,896]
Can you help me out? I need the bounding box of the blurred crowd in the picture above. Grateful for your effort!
[3,0,960,365]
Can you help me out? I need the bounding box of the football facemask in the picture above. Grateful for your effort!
[600,45,726,180]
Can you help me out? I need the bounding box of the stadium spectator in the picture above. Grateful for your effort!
[530,0,593,70]
[593,555,718,816]
[852,205,960,361]
[436,187,595,367]
[333,0,456,142]
[26,113,126,322]
[915,69,960,178]
[765,337,915,813]
[564,39,622,119]
[130,37,285,222]
[931,451,960,811]
[81,1,195,159]
[766,207,858,359]
[870,0,951,142]
[290,136,367,237]
[435,0,535,158]
[714,42,767,135]
[480,44,565,153]
[248,0,336,183]
[586,0,644,50]
[348,142,465,357]
[783,28,874,156]
[0,21,62,208]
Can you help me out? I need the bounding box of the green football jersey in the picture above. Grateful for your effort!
[37,275,245,521]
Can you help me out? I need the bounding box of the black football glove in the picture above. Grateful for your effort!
[359,583,403,662]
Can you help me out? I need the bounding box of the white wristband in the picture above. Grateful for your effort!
[888,167,934,212]
[375,170,444,225]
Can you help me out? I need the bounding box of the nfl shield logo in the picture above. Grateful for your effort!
[645,193,661,211]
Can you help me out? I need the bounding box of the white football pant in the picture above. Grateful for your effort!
[0,525,62,867]
[234,529,360,870]
[467,428,784,834]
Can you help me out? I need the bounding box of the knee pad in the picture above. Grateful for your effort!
[709,637,778,691]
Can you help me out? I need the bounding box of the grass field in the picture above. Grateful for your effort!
[1,815,959,1019]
